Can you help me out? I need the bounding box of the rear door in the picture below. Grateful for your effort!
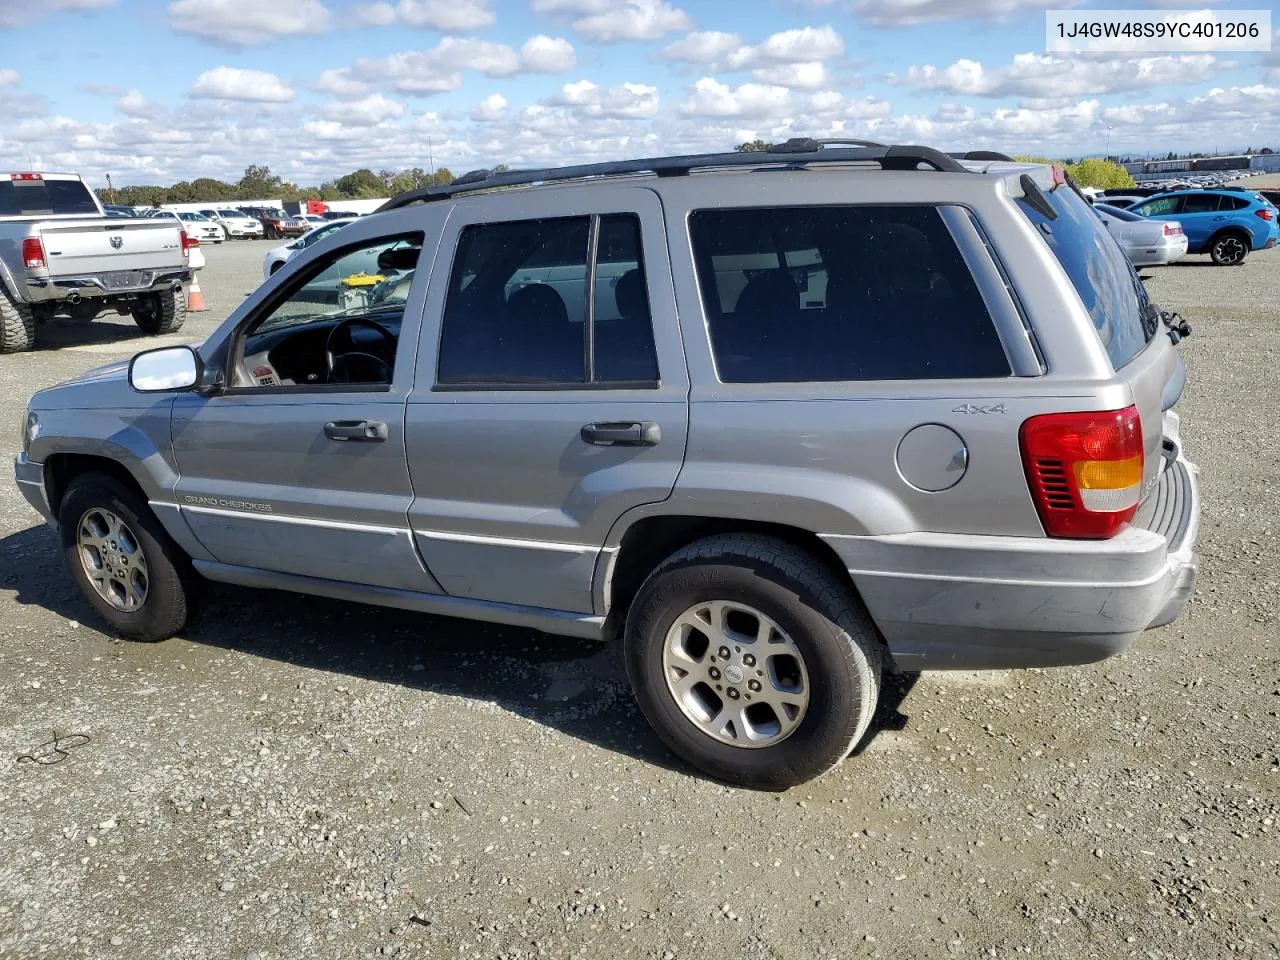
[403,187,689,614]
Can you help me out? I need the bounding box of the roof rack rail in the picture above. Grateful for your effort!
[380,142,969,210]
[950,150,1015,162]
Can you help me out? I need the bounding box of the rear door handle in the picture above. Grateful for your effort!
[580,421,661,446]
[324,419,388,442]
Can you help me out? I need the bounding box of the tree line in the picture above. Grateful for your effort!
[101,164,459,208]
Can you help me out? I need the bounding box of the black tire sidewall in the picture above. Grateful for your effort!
[625,557,874,791]
[1211,235,1247,266]
[58,475,189,642]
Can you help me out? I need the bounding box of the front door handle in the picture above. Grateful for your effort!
[580,421,661,446]
[324,419,388,442]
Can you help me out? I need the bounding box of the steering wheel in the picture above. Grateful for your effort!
[325,317,395,384]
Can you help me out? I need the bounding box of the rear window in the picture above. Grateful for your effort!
[688,205,1010,382]
[1018,185,1157,369]
[0,177,99,217]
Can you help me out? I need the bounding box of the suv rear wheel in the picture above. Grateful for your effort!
[624,534,883,790]
[131,287,187,335]
[58,472,193,641]
[1209,231,1249,266]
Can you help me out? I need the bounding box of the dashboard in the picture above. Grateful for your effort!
[240,313,405,387]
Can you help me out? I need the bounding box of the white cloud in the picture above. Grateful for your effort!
[352,0,493,30]
[316,69,372,98]
[471,92,508,121]
[0,0,113,29]
[116,89,166,120]
[322,93,406,126]
[351,35,576,94]
[533,0,692,42]
[520,34,577,72]
[751,62,828,89]
[552,80,660,118]
[897,52,1219,98]
[664,25,844,88]
[191,67,296,103]
[853,0,1070,27]
[0,69,18,86]
[168,0,330,46]
[680,78,792,118]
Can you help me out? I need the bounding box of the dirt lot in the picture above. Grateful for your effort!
[1,239,1277,960]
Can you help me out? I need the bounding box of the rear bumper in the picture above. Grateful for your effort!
[14,453,54,525]
[822,454,1200,672]
[24,268,192,304]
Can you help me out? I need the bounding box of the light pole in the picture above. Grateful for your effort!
[1105,125,1112,159]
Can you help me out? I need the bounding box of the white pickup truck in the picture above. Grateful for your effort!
[0,172,192,353]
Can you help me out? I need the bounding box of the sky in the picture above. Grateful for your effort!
[0,0,1278,188]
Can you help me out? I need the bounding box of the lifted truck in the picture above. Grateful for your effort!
[0,172,192,353]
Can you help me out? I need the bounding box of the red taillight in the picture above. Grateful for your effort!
[10,172,43,181]
[21,236,46,270]
[1163,223,1183,236]
[179,229,192,256]
[1255,208,1274,221]
[1019,406,1144,539]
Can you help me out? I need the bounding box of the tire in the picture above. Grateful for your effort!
[58,472,192,642]
[131,287,187,336]
[624,534,883,791]
[1209,232,1249,266]
[0,282,36,353]
[265,226,277,240]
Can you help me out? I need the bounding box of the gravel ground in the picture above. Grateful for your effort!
[0,239,1277,960]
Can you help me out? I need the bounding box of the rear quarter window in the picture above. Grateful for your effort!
[1017,185,1156,369]
[688,205,1011,383]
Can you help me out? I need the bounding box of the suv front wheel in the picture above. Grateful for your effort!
[58,472,194,641]
[624,534,883,790]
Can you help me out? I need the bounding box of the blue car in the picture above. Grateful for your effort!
[1129,189,1278,265]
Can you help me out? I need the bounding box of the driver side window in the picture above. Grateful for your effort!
[235,233,423,390]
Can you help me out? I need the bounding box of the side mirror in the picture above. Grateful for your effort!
[129,345,202,393]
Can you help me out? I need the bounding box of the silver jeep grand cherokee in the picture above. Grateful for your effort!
[13,141,1200,790]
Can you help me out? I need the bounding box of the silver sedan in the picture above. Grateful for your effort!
[1095,203,1189,267]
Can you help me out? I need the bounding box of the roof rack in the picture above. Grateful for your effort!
[379,139,969,210]
[949,150,1015,162]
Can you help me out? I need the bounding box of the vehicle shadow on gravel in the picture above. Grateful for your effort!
[2,522,920,779]
[31,315,157,351]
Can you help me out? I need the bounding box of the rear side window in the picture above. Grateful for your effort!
[0,178,99,217]
[688,205,1010,383]
[1018,185,1156,369]
[1181,194,1222,214]
[1222,196,1249,211]
[437,214,659,386]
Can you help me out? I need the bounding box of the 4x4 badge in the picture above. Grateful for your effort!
[952,403,1007,415]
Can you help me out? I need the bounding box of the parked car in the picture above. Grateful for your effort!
[13,144,1199,789]
[200,208,265,240]
[103,203,139,218]
[300,214,328,230]
[261,218,356,277]
[239,206,307,240]
[0,172,191,352]
[321,210,357,221]
[175,211,224,244]
[1094,203,1188,266]
[1128,189,1279,265]
[1098,195,1143,209]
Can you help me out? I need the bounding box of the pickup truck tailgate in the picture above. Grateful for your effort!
[38,218,184,278]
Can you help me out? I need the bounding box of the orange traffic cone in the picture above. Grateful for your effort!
[187,273,207,312]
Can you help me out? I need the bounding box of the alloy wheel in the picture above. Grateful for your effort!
[662,601,810,748]
[76,508,149,612]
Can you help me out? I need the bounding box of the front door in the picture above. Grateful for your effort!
[404,188,689,614]
[171,227,441,592]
